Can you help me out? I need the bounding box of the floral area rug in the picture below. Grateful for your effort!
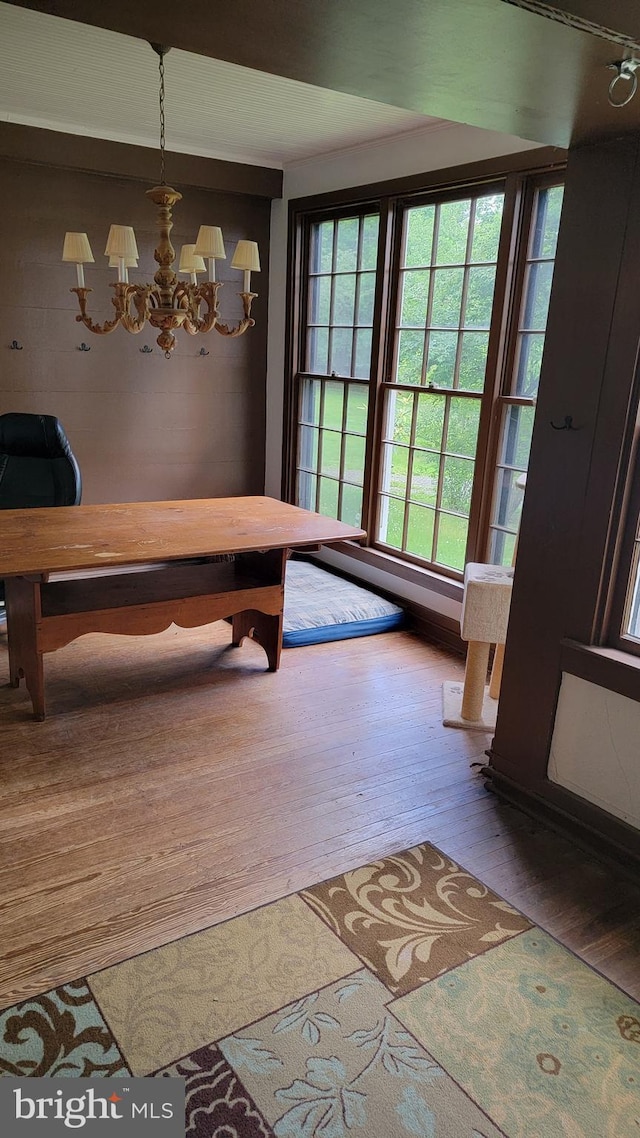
[1,843,639,1137]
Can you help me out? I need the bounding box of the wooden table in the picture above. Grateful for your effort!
[1,496,365,719]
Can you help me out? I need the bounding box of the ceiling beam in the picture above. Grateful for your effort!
[4,0,640,147]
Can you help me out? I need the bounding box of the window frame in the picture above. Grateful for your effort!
[605,422,640,658]
[283,151,566,583]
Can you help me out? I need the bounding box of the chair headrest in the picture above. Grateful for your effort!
[0,414,75,460]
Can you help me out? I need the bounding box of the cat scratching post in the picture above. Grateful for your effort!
[442,563,513,731]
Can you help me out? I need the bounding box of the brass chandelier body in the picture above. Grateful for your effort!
[72,183,256,356]
[65,46,258,357]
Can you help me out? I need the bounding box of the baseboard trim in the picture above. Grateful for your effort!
[405,602,465,655]
[482,762,640,878]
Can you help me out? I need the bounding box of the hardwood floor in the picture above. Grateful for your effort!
[1,621,639,1009]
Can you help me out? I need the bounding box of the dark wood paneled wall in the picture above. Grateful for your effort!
[488,132,640,860]
[0,150,272,504]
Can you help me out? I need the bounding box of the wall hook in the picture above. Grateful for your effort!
[9,339,23,350]
[139,345,153,354]
[198,347,210,356]
[77,342,91,352]
[550,415,579,431]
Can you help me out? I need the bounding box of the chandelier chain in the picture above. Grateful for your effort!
[158,50,166,185]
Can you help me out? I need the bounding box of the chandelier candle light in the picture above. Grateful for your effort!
[62,44,260,357]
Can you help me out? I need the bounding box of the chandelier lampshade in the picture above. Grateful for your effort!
[231,240,261,293]
[62,232,95,288]
[62,45,259,357]
[178,244,206,285]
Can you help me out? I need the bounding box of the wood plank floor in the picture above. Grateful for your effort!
[1,620,639,1010]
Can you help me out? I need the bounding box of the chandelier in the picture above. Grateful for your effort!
[62,44,260,357]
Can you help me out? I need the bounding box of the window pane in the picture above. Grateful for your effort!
[624,550,640,640]
[514,333,545,398]
[343,434,366,483]
[406,503,436,558]
[446,399,481,458]
[395,330,425,385]
[360,215,379,270]
[384,390,414,444]
[431,268,464,327]
[382,391,414,443]
[464,265,496,329]
[357,272,376,325]
[499,404,535,468]
[353,328,372,379]
[458,332,489,391]
[329,328,353,376]
[436,513,468,570]
[488,528,517,567]
[492,466,527,531]
[322,381,345,429]
[426,331,457,389]
[308,327,329,374]
[340,483,363,526]
[521,261,554,330]
[319,477,339,517]
[320,429,342,476]
[404,205,435,268]
[531,185,564,258]
[300,378,322,425]
[400,270,430,326]
[415,392,445,450]
[297,470,317,511]
[298,425,319,471]
[380,443,410,498]
[335,217,359,271]
[470,193,504,262]
[309,276,331,324]
[441,456,474,515]
[346,384,368,434]
[435,199,471,264]
[310,221,333,273]
[409,451,439,506]
[333,273,357,325]
[378,495,406,547]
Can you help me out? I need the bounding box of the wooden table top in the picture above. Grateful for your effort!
[0,496,366,576]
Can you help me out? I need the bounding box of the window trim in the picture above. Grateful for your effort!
[604,424,640,657]
[283,148,566,584]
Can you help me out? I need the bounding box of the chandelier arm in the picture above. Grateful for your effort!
[71,288,122,336]
[180,281,222,335]
[120,285,155,334]
[213,291,257,339]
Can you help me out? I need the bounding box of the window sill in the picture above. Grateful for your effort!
[329,540,464,602]
[560,639,640,705]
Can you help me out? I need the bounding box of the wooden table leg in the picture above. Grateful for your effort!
[232,610,283,672]
[461,640,490,722]
[5,576,46,720]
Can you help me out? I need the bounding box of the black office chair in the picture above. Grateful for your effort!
[0,413,82,607]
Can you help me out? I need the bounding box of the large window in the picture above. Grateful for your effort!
[378,192,503,571]
[487,184,564,565]
[296,213,378,525]
[288,164,565,579]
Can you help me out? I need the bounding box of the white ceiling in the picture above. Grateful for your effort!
[0,3,444,169]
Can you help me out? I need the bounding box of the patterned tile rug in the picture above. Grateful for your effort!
[1,843,639,1137]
